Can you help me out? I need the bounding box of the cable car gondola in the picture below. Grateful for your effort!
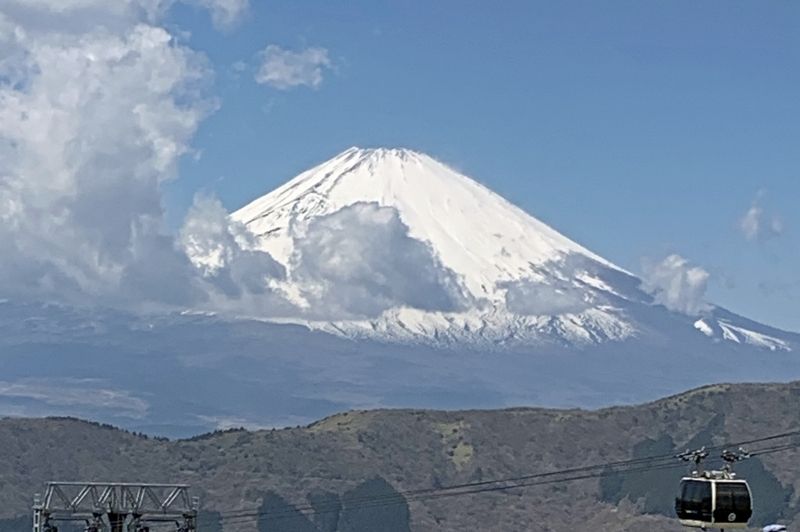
[674,447,753,530]
[675,476,752,529]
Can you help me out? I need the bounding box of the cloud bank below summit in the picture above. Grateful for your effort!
[291,202,471,318]
[179,198,469,319]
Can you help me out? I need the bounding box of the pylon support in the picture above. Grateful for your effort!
[32,482,199,532]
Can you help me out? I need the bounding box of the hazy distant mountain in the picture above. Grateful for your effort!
[1,148,798,434]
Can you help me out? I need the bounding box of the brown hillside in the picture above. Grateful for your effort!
[1,381,799,531]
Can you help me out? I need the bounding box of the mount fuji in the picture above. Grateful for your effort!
[1,147,798,436]
[231,147,796,352]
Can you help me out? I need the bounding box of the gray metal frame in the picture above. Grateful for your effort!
[33,482,198,532]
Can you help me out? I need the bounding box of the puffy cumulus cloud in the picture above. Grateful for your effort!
[1,0,248,30]
[0,0,255,310]
[740,191,784,242]
[1,0,163,30]
[641,254,710,316]
[255,45,332,90]
[181,195,288,303]
[501,280,590,316]
[0,19,212,307]
[290,202,470,318]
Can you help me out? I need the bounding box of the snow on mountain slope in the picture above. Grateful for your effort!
[694,317,792,352]
[230,147,796,351]
[1,149,797,434]
[235,147,619,297]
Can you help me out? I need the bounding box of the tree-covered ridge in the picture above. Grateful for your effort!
[0,382,799,531]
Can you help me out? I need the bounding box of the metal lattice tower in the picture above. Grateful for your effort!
[32,482,199,532]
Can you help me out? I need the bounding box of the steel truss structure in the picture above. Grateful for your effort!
[32,482,198,532]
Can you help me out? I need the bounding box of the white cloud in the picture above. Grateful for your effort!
[0,0,260,311]
[641,254,710,316]
[2,0,164,24]
[740,205,760,241]
[0,17,212,307]
[740,191,783,242]
[181,194,289,304]
[180,200,475,319]
[290,202,470,318]
[255,44,332,90]
[1,0,248,30]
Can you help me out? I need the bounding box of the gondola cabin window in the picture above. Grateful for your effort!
[677,479,713,522]
[713,482,752,524]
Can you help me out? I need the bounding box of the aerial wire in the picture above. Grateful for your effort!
[198,428,800,526]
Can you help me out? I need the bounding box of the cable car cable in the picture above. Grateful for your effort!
[208,461,689,526]
[210,429,800,523]
[214,443,800,527]
[199,431,800,526]
[205,437,800,526]
[204,453,683,524]
[208,448,796,527]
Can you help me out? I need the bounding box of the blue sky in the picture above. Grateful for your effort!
[163,1,799,331]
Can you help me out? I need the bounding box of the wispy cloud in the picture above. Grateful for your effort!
[1,0,249,29]
[740,190,784,242]
[255,44,333,90]
[642,254,710,316]
[0,378,149,418]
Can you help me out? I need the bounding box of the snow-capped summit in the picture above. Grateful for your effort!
[235,147,618,303]
[231,147,797,351]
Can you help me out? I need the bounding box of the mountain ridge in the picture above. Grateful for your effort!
[1,381,800,531]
